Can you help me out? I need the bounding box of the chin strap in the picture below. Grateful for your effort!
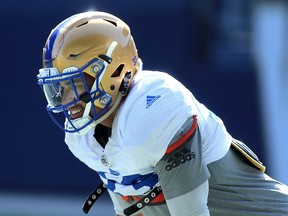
[79,41,119,129]
[82,183,107,214]
[76,58,142,134]
[67,92,123,135]
[80,70,132,133]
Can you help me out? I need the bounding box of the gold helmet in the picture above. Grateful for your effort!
[37,11,141,134]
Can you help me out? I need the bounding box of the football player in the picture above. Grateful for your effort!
[37,11,288,216]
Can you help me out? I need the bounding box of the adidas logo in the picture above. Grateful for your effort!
[146,95,161,109]
[165,147,195,171]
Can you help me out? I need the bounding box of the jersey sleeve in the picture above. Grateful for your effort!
[154,126,210,200]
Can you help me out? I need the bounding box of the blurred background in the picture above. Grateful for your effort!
[0,0,287,215]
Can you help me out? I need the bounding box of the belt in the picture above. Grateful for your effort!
[82,184,163,216]
[82,183,107,214]
[123,186,163,215]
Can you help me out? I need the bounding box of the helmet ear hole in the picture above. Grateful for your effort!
[110,85,115,90]
[111,64,124,77]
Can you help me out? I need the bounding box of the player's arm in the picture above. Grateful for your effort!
[165,180,210,216]
[154,117,211,216]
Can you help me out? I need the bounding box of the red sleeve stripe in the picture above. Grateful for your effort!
[165,115,197,154]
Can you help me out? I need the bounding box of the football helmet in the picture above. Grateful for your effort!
[37,11,141,134]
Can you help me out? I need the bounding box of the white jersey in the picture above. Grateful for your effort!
[65,70,232,196]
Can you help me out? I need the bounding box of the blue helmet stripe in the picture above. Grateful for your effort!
[44,30,58,67]
[44,14,79,67]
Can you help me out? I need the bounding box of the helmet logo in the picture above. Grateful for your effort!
[132,55,137,66]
